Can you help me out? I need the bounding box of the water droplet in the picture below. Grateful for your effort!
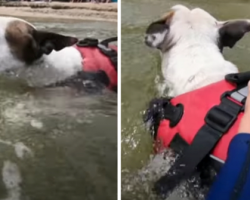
[30,119,43,129]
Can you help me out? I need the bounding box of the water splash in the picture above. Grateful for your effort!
[1,161,22,200]
[122,151,210,200]
[0,139,33,160]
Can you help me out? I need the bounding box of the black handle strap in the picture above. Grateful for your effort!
[76,37,117,48]
[100,37,117,46]
[226,71,250,85]
[77,38,99,47]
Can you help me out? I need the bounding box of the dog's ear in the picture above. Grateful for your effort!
[145,12,174,49]
[33,31,78,55]
[219,20,250,48]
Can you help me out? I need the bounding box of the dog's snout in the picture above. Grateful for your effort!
[144,35,154,47]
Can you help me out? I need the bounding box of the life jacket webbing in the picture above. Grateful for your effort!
[153,85,247,198]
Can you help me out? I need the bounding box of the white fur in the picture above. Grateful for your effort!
[146,31,168,48]
[0,17,27,72]
[14,47,83,87]
[0,16,83,86]
[149,5,240,97]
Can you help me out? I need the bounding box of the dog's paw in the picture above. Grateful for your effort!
[143,97,172,123]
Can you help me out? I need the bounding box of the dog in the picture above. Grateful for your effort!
[0,16,117,93]
[144,4,250,198]
[144,4,250,97]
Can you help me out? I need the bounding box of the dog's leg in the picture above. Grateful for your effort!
[154,76,170,96]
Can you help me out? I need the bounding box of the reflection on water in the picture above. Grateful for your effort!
[122,0,250,199]
[0,19,117,200]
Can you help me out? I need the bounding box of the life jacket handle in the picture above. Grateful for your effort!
[76,37,117,48]
[77,38,99,47]
[226,71,250,85]
[100,37,117,46]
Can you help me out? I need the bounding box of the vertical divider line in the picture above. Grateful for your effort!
[117,0,121,200]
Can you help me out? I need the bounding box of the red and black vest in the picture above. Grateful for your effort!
[156,80,242,163]
[145,71,250,196]
[75,37,117,92]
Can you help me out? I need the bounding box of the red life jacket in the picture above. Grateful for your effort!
[146,72,250,197]
[74,41,117,91]
[155,80,245,163]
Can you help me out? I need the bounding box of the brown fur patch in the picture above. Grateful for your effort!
[5,20,37,64]
[161,11,175,24]
[6,20,34,36]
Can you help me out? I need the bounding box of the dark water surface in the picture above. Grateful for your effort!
[121,0,250,199]
[0,18,117,200]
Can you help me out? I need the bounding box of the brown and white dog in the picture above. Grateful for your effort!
[0,16,115,92]
[145,5,250,97]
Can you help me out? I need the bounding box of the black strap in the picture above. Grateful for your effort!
[77,38,99,47]
[153,92,244,199]
[77,37,117,48]
[100,37,117,46]
[98,43,117,72]
[226,71,250,85]
[98,37,117,71]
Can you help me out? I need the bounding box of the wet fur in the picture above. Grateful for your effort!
[145,5,250,97]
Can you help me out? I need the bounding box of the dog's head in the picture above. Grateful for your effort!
[0,17,78,65]
[145,5,250,52]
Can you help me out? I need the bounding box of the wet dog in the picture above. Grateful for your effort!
[145,4,250,97]
[0,16,117,93]
[144,4,250,198]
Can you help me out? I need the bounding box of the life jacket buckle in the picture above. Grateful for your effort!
[205,105,237,134]
[221,89,245,112]
[205,91,244,134]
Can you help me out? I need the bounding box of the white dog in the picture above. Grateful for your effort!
[0,16,117,92]
[145,5,250,97]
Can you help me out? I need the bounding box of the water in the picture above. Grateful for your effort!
[121,0,250,199]
[0,18,117,200]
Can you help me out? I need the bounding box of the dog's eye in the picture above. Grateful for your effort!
[145,35,155,42]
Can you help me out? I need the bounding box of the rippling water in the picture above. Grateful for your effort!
[121,0,250,199]
[0,18,117,200]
